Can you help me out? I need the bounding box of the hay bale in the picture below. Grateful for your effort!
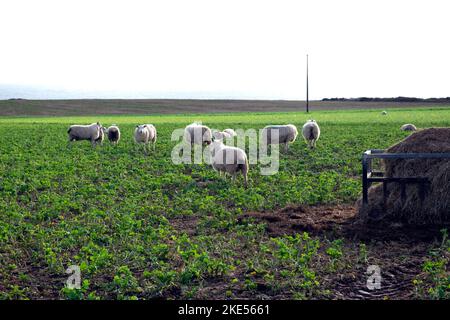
[357,128,450,224]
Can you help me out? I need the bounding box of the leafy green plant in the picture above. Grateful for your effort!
[326,239,344,270]
[1,108,449,299]
[112,266,139,299]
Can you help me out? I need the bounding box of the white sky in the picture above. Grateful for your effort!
[1,0,449,100]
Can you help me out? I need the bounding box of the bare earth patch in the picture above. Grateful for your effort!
[149,206,447,299]
[240,204,447,242]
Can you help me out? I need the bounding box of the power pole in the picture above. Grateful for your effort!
[306,54,309,113]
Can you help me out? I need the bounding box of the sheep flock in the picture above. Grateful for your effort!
[66,120,321,187]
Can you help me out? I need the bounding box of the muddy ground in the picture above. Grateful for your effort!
[240,205,448,299]
[172,205,448,300]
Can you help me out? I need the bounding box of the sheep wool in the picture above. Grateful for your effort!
[67,122,102,147]
[184,123,212,145]
[134,124,157,152]
[261,124,298,152]
[209,139,249,187]
[301,120,321,149]
[400,124,417,131]
[107,125,121,144]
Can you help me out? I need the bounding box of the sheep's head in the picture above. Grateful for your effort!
[203,128,212,145]
[136,125,148,135]
[212,130,224,140]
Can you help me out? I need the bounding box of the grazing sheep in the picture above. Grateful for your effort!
[381,110,388,115]
[209,139,248,187]
[301,120,321,149]
[400,124,417,131]
[134,124,157,152]
[184,123,212,145]
[223,129,237,137]
[106,125,121,144]
[67,122,102,147]
[261,124,298,152]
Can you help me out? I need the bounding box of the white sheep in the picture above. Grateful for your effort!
[223,129,237,137]
[400,124,417,131]
[106,125,121,144]
[67,122,102,147]
[261,124,298,152]
[184,123,212,145]
[212,130,232,141]
[134,124,157,152]
[381,110,388,115]
[301,120,320,149]
[209,139,249,187]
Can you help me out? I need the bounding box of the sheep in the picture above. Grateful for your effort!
[301,120,320,149]
[67,122,102,147]
[184,123,212,146]
[400,124,417,131]
[212,130,232,141]
[261,124,298,152]
[95,127,107,145]
[381,110,388,115]
[134,124,157,152]
[209,139,248,187]
[106,125,121,144]
[223,129,237,137]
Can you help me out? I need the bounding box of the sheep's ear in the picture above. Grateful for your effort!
[144,125,148,128]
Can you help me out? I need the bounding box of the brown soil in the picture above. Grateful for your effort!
[237,204,447,299]
[240,204,446,241]
[171,204,447,300]
[0,99,447,116]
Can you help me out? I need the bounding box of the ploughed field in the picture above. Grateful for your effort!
[0,107,449,299]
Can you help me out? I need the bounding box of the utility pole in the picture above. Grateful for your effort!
[306,54,309,113]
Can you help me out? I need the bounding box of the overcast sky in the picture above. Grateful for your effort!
[1,0,449,100]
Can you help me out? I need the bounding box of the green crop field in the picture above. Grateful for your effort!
[1,107,449,300]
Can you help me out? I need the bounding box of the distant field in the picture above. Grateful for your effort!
[0,98,449,116]
[0,108,449,300]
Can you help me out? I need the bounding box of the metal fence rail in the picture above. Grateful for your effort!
[362,149,450,206]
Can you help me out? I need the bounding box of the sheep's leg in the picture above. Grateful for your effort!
[284,143,288,153]
[243,174,248,188]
